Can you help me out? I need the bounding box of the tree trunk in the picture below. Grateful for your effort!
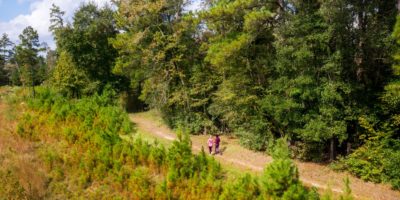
[330,138,336,161]
[31,85,35,98]
[398,0,400,11]
[346,142,352,155]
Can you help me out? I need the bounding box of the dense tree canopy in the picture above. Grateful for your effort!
[50,3,125,95]
[0,0,399,190]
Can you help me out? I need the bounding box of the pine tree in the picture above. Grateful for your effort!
[261,138,310,199]
[0,33,14,85]
[15,26,42,96]
[201,0,279,147]
[51,51,89,97]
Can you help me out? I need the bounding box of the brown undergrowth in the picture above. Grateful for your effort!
[0,87,48,199]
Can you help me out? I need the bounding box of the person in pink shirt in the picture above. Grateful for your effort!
[207,135,213,154]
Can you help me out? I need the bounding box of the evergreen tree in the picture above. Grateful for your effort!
[15,26,43,95]
[261,138,311,199]
[52,51,89,97]
[261,0,350,160]
[0,33,14,85]
[201,0,280,148]
[49,3,65,34]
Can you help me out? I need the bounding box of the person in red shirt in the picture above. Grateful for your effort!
[214,135,220,154]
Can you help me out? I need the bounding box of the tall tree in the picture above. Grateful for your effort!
[52,3,121,95]
[322,0,397,157]
[112,0,207,130]
[261,0,349,160]
[15,26,42,96]
[0,33,14,85]
[260,0,397,160]
[49,3,65,34]
[381,14,400,137]
[52,51,89,97]
[201,0,279,149]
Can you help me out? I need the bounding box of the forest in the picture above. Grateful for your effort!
[0,0,399,199]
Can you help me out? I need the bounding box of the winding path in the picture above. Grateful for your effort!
[130,112,400,200]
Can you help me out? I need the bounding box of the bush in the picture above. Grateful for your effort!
[219,174,261,200]
[332,117,400,190]
[291,141,326,162]
[261,138,315,199]
[333,140,400,190]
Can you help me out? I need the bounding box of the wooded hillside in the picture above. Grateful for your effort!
[0,0,399,191]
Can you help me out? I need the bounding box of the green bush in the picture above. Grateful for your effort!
[290,141,326,162]
[332,118,400,190]
[261,139,316,199]
[219,174,261,200]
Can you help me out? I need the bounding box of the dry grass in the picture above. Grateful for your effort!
[0,87,48,199]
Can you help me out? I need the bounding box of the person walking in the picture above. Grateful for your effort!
[214,135,221,154]
[207,135,213,154]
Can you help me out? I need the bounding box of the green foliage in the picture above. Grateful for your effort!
[269,138,291,160]
[219,174,261,200]
[14,88,225,198]
[110,0,399,163]
[381,14,400,133]
[290,141,326,162]
[262,159,301,197]
[107,3,400,192]
[0,33,14,85]
[10,88,327,199]
[340,177,353,200]
[333,117,400,189]
[337,142,400,189]
[3,0,400,194]
[14,26,45,95]
[52,3,123,95]
[261,138,314,199]
[261,1,349,159]
[51,51,89,97]
[332,13,400,190]
[201,0,277,142]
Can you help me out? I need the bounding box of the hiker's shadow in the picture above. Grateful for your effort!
[219,146,227,155]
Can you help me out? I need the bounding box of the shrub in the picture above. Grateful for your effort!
[261,138,314,199]
[332,118,400,190]
[219,174,261,200]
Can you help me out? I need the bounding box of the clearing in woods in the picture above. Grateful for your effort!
[130,111,400,200]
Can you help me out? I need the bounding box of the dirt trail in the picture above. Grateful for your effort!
[130,112,400,200]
